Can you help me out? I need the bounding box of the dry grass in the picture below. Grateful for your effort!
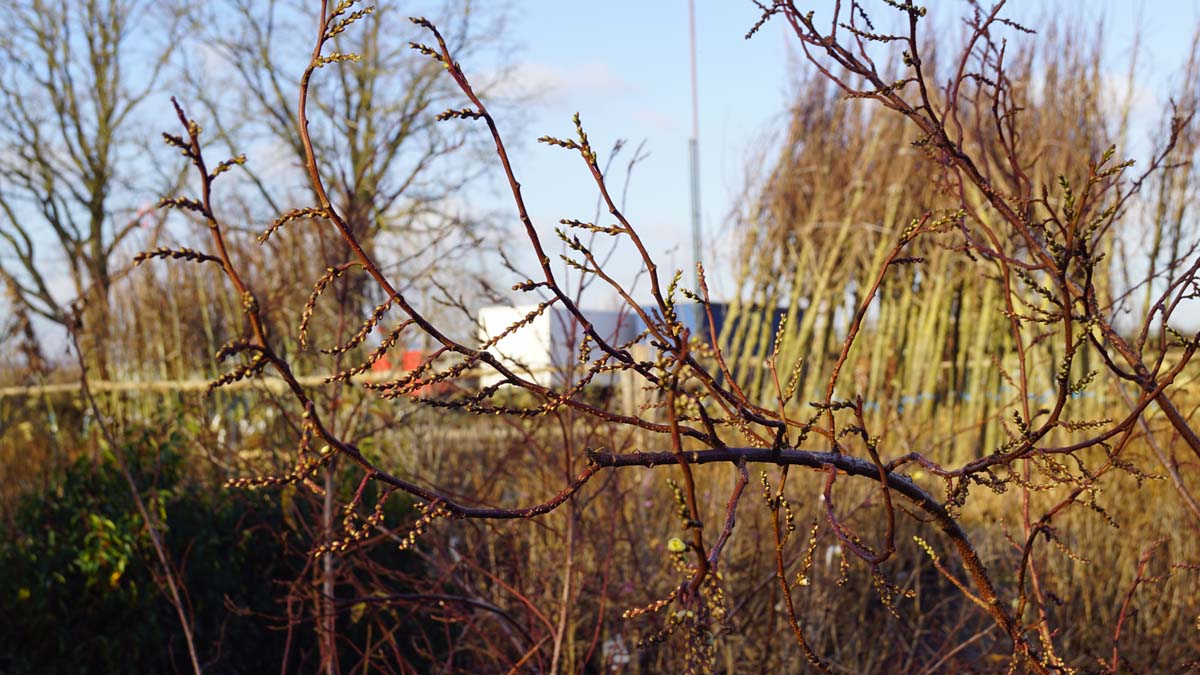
[2,2,1200,674]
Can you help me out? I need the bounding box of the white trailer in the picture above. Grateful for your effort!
[477,305,642,389]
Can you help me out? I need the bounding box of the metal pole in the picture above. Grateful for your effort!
[687,0,704,334]
[691,0,700,285]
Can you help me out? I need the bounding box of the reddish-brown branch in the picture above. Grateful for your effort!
[1107,538,1170,674]
[589,446,1040,668]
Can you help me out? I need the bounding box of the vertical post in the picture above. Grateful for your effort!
[687,0,704,337]
[321,462,337,674]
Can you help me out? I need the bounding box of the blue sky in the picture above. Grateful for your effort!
[475,1,794,301]
[459,1,1200,326]
[9,1,1199,345]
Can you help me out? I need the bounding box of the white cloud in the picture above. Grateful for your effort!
[491,61,634,103]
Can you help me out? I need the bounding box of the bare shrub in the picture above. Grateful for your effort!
[116,1,1200,673]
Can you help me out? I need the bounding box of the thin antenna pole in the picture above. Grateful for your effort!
[688,0,700,140]
[687,0,703,307]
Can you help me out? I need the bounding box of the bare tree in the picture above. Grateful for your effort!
[137,1,1200,672]
[0,0,185,376]
[184,0,511,306]
[165,5,516,671]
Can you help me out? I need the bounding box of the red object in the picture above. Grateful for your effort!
[402,349,453,397]
[368,350,453,397]
[371,355,393,373]
[401,350,424,371]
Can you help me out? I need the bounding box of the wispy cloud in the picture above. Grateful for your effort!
[492,61,635,102]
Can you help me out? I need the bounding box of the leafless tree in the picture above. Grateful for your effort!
[129,1,1200,672]
[0,0,186,376]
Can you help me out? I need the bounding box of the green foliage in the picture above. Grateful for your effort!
[0,429,290,672]
[0,417,437,672]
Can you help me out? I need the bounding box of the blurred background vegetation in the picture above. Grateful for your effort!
[1,1,1198,673]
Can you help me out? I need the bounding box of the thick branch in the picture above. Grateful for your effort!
[587,446,1034,665]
